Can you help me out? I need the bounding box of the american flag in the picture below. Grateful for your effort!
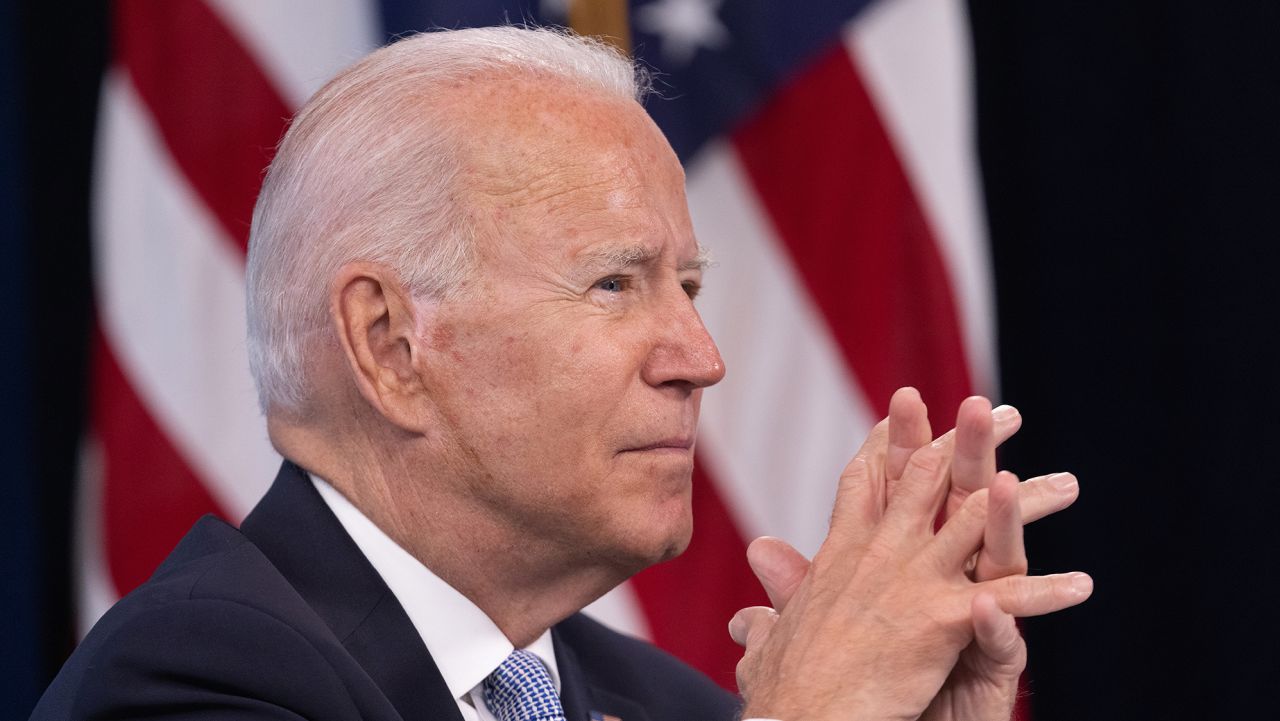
[84,0,1003,711]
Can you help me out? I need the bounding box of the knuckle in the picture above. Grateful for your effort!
[905,598,971,650]
[838,456,869,487]
[1018,477,1049,504]
[978,555,1029,581]
[960,487,991,516]
[869,417,891,437]
[1010,555,1029,575]
[735,653,761,695]
[950,485,976,507]
[905,445,948,479]
[748,616,778,647]
[1001,575,1043,612]
[941,489,989,536]
[858,534,901,569]
[809,546,840,575]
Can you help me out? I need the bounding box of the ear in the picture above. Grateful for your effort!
[329,262,431,433]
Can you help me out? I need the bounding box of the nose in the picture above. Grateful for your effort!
[641,290,726,391]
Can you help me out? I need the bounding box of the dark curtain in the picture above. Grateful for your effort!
[6,2,104,715]
[972,2,1280,718]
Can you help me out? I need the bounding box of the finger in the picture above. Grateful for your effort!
[933,472,1079,572]
[828,418,891,549]
[971,593,1026,671]
[948,396,996,519]
[983,572,1094,618]
[990,404,1023,446]
[1017,472,1080,525]
[975,471,1028,581]
[927,487,991,570]
[886,387,932,485]
[928,404,1022,460]
[728,606,779,648]
[883,434,957,540]
[747,537,811,611]
[882,399,1020,542]
[930,403,1021,522]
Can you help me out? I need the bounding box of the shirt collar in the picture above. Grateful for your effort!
[311,475,560,700]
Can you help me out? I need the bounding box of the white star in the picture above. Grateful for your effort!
[634,0,730,66]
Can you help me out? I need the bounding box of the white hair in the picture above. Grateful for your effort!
[246,26,648,416]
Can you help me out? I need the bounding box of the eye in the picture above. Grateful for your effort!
[682,280,701,300]
[594,276,631,293]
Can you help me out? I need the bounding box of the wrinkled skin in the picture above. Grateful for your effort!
[731,390,1090,721]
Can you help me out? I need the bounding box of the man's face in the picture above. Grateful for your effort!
[418,77,724,574]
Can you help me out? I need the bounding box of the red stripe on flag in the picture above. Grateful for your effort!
[92,328,230,595]
[630,460,768,691]
[732,45,973,425]
[115,0,291,254]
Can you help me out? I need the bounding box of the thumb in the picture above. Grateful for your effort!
[746,536,810,611]
[728,606,779,648]
[971,593,1027,673]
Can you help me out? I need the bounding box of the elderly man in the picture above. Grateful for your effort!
[33,26,1089,721]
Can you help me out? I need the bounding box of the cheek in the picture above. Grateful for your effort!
[435,299,655,461]
[452,327,619,446]
[526,325,641,410]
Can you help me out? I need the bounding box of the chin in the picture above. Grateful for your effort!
[650,538,689,568]
[602,501,693,576]
[659,515,694,561]
[638,502,695,566]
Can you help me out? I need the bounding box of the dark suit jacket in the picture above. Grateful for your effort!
[32,461,740,721]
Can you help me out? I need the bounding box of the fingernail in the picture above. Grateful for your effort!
[1049,473,1078,493]
[1070,572,1094,597]
[992,405,1019,422]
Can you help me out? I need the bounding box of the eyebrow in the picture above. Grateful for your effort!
[683,246,714,272]
[577,243,713,273]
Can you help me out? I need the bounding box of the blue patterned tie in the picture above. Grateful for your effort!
[482,650,567,721]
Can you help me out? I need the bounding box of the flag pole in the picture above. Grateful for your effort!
[567,0,631,55]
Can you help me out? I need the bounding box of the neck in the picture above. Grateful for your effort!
[270,419,629,648]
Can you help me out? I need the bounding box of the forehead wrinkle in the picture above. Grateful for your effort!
[469,142,648,216]
[475,164,631,214]
[446,74,694,274]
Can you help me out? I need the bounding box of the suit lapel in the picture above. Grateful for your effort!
[240,462,462,721]
[553,625,650,721]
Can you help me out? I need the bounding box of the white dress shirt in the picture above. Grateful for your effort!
[313,475,779,721]
[313,476,558,721]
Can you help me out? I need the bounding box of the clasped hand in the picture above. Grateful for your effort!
[730,388,1091,721]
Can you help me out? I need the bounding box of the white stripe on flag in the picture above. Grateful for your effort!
[689,141,879,559]
[94,70,280,520]
[845,0,998,394]
[206,0,379,108]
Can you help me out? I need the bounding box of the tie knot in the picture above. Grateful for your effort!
[482,650,566,721]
